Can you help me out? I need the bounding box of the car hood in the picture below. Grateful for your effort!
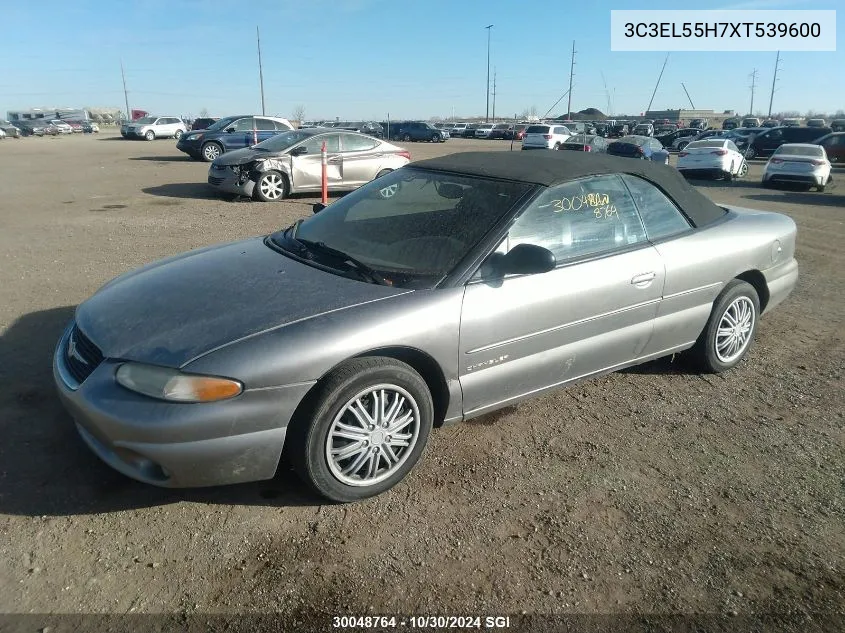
[75,237,410,367]
[213,147,284,166]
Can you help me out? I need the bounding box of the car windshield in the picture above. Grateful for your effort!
[269,168,534,289]
[203,116,241,132]
[134,117,156,124]
[687,140,726,149]
[775,145,824,157]
[252,129,317,152]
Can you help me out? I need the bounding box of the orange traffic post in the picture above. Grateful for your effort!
[321,140,328,204]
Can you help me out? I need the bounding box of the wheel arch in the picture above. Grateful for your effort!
[735,269,770,313]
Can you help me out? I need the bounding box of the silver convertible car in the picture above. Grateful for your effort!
[54,152,798,502]
[207,128,410,201]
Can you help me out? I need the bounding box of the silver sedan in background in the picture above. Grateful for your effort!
[208,128,410,201]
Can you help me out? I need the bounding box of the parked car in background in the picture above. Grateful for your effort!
[607,123,629,138]
[741,117,761,128]
[50,120,73,134]
[558,134,609,153]
[54,150,799,501]
[177,115,294,161]
[744,125,832,159]
[830,119,845,132]
[42,123,60,136]
[462,123,480,138]
[79,121,100,133]
[0,119,21,138]
[761,119,780,128]
[677,139,748,180]
[450,123,468,138]
[122,116,188,141]
[474,124,495,139]
[660,127,706,151]
[397,121,446,143]
[689,118,708,130]
[632,123,654,137]
[806,118,827,128]
[606,135,670,164]
[191,118,218,131]
[521,124,573,150]
[0,128,5,139]
[66,121,83,133]
[762,143,831,191]
[509,124,529,140]
[207,129,410,201]
[723,119,740,130]
[335,121,386,139]
[488,123,511,139]
[811,132,845,164]
[781,118,801,127]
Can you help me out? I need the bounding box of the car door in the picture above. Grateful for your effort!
[289,133,342,191]
[458,174,665,417]
[338,133,381,187]
[818,134,845,163]
[756,128,783,156]
[619,174,717,357]
[220,117,255,151]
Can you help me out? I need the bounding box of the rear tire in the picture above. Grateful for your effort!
[745,147,756,160]
[816,183,826,192]
[403,133,411,142]
[688,280,760,373]
[287,357,434,503]
[174,129,183,140]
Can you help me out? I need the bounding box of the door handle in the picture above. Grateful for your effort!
[631,272,656,285]
[327,156,342,164]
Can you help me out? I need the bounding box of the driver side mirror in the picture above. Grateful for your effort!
[312,202,327,214]
[497,244,556,276]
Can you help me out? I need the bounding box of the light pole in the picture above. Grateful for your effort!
[485,24,494,122]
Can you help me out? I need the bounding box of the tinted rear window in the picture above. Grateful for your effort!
[775,145,824,157]
[686,140,726,149]
[526,125,549,134]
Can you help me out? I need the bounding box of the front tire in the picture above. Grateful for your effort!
[144,130,155,141]
[689,280,760,373]
[288,358,434,503]
[201,142,223,162]
[253,170,289,202]
[403,133,412,142]
[745,147,756,160]
[174,129,183,140]
[737,160,748,178]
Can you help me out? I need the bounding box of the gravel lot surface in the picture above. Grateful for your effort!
[0,133,842,631]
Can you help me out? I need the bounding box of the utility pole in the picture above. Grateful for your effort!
[492,68,497,121]
[257,26,266,115]
[749,69,758,116]
[646,53,670,115]
[485,25,494,122]
[120,60,130,122]
[600,71,611,117]
[768,51,781,117]
[567,41,576,119]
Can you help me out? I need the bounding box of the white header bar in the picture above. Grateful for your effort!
[610,10,836,51]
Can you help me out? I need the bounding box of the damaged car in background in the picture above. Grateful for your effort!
[207,128,411,201]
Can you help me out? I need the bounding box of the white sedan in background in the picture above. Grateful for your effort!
[762,144,832,192]
[677,139,748,180]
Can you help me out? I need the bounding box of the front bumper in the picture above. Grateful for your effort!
[176,137,203,156]
[53,324,314,488]
[208,167,256,197]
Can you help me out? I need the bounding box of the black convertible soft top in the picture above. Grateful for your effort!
[412,151,728,228]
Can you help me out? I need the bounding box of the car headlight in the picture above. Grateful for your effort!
[186,133,203,141]
[115,363,243,403]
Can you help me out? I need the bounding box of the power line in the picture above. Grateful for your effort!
[681,82,695,109]
[485,25,494,123]
[120,60,130,121]
[646,53,670,114]
[492,67,497,121]
[257,26,266,116]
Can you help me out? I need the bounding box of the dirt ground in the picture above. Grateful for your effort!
[0,133,842,632]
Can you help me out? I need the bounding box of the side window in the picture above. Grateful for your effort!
[766,129,782,141]
[507,174,647,263]
[726,140,739,153]
[255,118,276,131]
[341,133,378,152]
[620,175,691,241]
[232,117,255,131]
[300,134,341,154]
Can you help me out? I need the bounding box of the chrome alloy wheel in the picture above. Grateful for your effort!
[715,296,755,363]
[258,173,285,200]
[326,384,420,487]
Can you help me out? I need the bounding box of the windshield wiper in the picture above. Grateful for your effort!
[294,238,388,285]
